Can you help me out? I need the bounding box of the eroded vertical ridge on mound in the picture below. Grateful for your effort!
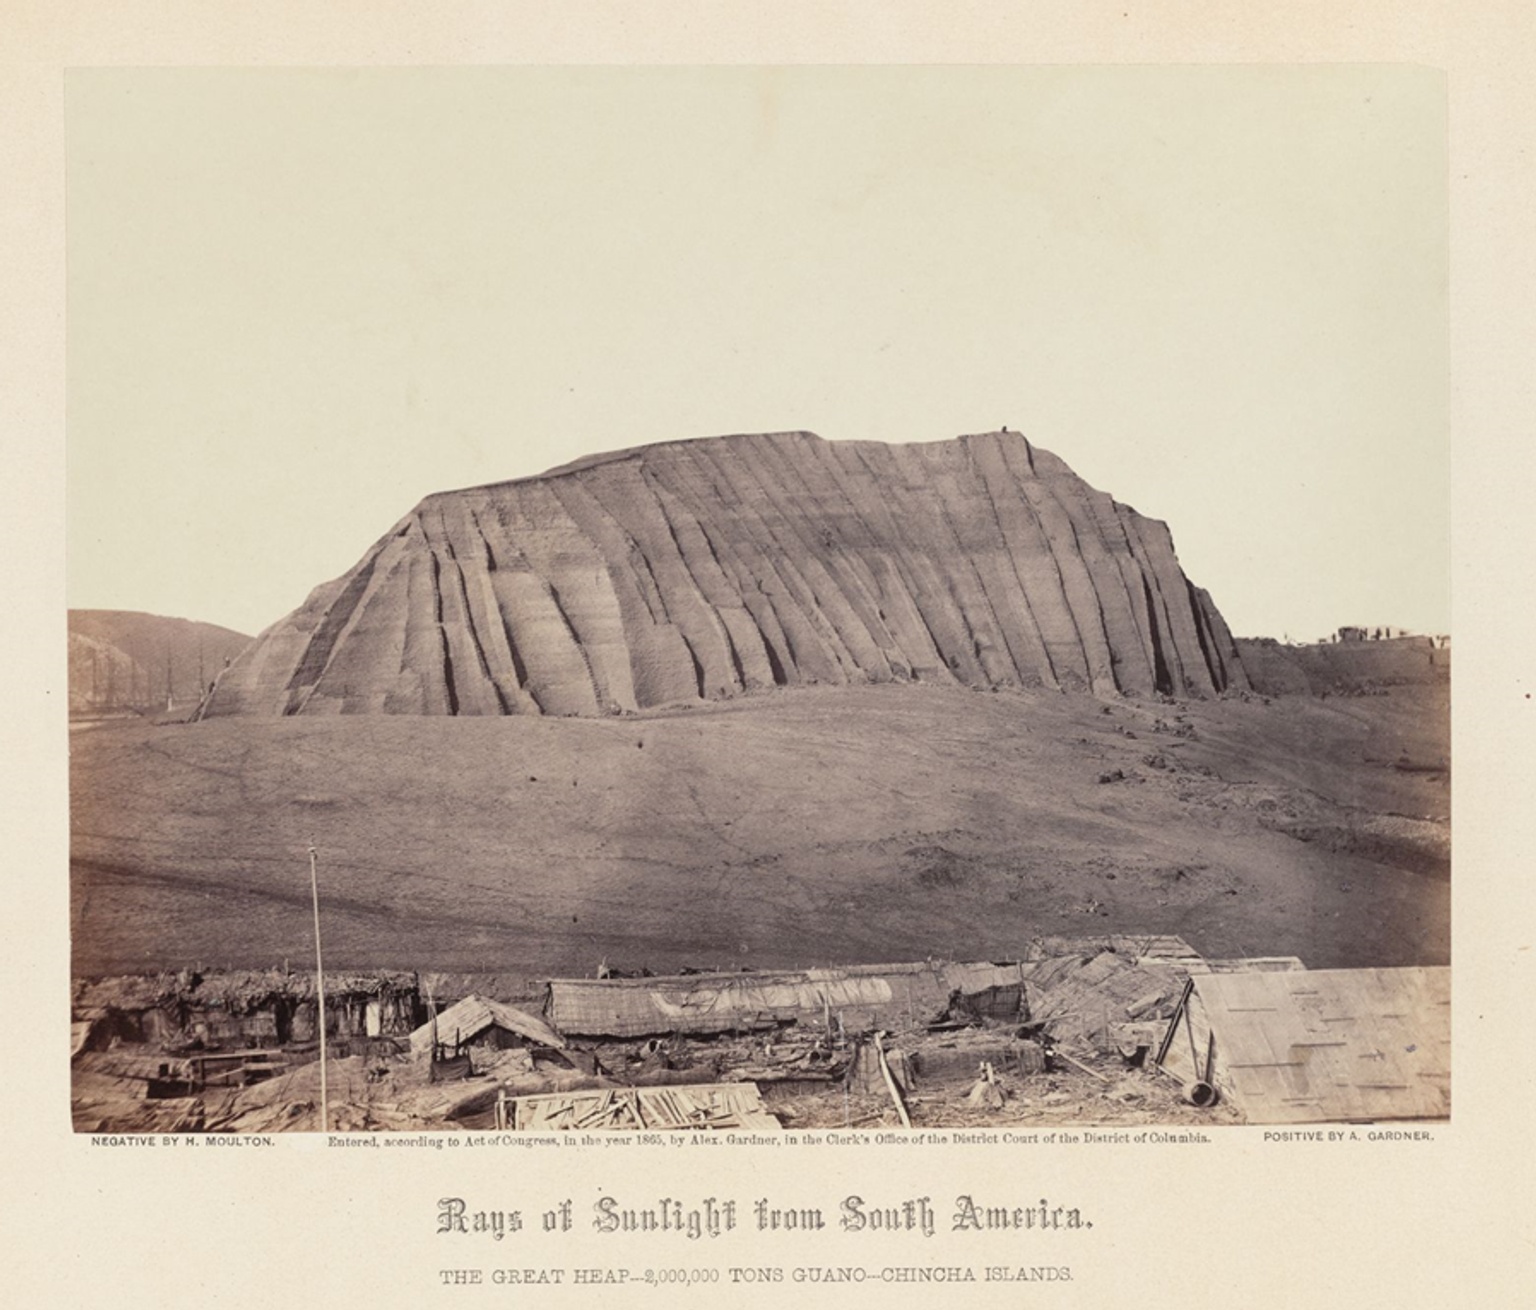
[203,431,1248,717]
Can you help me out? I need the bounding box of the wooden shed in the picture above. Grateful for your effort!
[1155,966,1450,1123]
[409,995,565,1055]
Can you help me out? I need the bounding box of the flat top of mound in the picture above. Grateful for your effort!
[537,429,827,479]
[421,428,1061,504]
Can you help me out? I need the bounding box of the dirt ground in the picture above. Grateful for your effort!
[783,1067,1243,1132]
[70,679,1449,979]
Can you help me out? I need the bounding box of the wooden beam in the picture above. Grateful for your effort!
[874,1033,912,1129]
[1054,1048,1110,1084]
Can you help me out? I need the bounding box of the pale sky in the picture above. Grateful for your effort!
[66,66,1448,642]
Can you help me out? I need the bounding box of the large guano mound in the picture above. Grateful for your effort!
[202,430,1247,718]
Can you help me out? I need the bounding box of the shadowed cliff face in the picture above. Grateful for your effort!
[202,431,1247,718]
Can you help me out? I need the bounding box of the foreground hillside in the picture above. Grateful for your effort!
[71,679,1448,978]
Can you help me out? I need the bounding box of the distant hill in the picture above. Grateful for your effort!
[1236,635,1449,697]
[68,610,251,715]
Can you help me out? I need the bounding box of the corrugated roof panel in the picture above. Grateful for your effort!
[545,961,1015,1038]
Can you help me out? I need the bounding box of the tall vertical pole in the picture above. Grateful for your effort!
[308,843,329,1133]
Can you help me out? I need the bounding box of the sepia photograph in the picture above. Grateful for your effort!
[65,65,1452,1138]
[13,4,1536,1306]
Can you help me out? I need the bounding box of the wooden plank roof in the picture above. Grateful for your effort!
[410,995,565,1054]
[1169,967,1450,1124]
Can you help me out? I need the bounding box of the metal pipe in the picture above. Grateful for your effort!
[1184,1080,1218,1108]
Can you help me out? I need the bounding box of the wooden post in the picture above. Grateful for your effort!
[874,1032,912,1129]
[308,844,329,1133]
[1054,1048,1110,1083]
[1153,979,1194,1070]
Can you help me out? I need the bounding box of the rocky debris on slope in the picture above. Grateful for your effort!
[202,431,1247,718]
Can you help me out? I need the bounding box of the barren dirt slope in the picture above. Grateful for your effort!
[71,682,1448,978]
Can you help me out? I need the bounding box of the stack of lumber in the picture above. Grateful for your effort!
[509,1083,779,1131]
